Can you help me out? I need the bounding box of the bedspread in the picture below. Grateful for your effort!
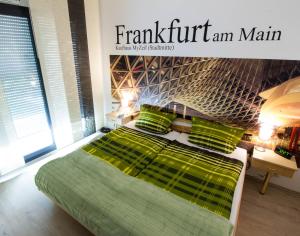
[35,149,233,236]
[81,126,169,176]
[137,141,244,219]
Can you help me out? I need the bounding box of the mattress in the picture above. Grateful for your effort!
[175,133,247,227]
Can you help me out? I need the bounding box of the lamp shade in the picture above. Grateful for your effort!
[259,76,300,127]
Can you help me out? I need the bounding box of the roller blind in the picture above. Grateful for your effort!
[0,3,55,165]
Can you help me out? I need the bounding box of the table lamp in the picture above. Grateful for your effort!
[120,90,134,116]
[255,122,274,151]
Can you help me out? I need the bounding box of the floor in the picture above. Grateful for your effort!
[236,177,300,236]
[0,172,299,236]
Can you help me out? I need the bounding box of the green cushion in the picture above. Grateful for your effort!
[189,117,245,154]
[135,104,176,134]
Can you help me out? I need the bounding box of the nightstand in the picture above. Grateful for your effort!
[106,111,139,129]
[252,147,298,194]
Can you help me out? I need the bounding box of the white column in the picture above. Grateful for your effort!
[84,0,105,130]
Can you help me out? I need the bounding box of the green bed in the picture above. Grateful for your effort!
[35,127,243,236]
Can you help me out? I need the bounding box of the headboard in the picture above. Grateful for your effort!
[161,101,212,121]
[171,118,192,133]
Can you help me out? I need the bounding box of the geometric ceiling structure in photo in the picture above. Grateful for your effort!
[110,55,300,128]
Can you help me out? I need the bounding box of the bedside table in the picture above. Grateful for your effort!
[252,147,298,194]
[106,111,139,129]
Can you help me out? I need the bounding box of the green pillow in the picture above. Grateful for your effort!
[188,117,245,154]
[135,104,176,134]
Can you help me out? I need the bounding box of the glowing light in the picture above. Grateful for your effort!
[258,113,282,127]
[121,90,134,108]
[258,123,274,141]
[258,113,281,142]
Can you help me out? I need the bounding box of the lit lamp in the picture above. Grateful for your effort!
[257,76,300,154]
[255,122,275,152]
[120,90,134,116]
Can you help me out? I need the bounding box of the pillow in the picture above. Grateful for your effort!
[135,104,176,134]
[188,117,245,154]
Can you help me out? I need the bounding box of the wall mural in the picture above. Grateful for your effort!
[110,55,300,129]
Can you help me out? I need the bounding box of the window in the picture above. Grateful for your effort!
[0,3,55,164]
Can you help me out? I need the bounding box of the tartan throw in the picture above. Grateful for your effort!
[135,104,176,134]
[137,141,244,219]
[189,117,245,154]
[82,126,170,176]
[35,149,234,236]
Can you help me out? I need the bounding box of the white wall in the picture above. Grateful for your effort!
[84,0,105,129]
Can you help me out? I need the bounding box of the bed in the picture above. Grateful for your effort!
[35,120,247,236]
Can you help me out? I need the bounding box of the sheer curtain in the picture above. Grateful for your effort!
[29,0,83,148]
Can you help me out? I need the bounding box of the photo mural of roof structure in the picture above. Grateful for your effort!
[110,55,300,128]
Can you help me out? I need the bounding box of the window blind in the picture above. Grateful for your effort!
[0,3,55,164]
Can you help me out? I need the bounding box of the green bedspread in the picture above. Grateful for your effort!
[137,141,244,219]
[35,149,233,236]
[81,127,170,176]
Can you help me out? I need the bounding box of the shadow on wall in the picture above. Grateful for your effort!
[110,55,300,129]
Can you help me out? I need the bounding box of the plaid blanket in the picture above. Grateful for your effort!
[36,149,234,236]
[82,127,170,176]
[137,141,243,219]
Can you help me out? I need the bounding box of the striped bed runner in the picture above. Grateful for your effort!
[137,141,243,219]
[82,127,170,176]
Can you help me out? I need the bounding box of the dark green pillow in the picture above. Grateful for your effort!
[135,104,176,134]
[188,117,245,154]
